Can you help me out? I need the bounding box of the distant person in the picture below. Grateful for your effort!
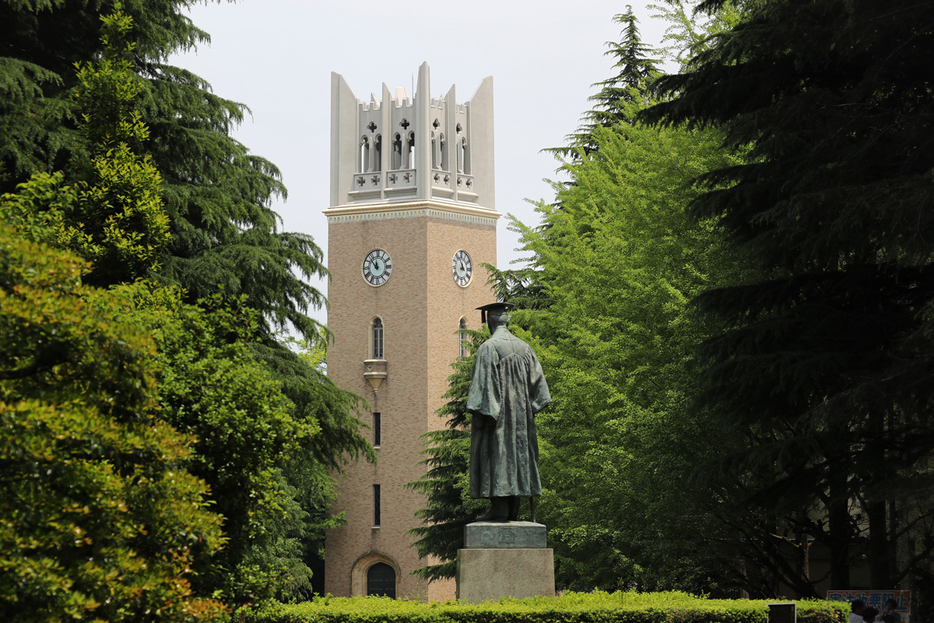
[850,600,865,623]
[878,599,901,623]
[863,607,879,623]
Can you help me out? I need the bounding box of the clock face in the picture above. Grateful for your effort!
[452,250,472,287]
[363,249,392,286]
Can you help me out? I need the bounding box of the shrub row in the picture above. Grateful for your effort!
[239,591,847,623]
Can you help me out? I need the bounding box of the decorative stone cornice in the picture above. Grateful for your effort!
[324,200,500,226]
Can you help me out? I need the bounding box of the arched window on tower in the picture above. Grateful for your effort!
[458,318,468,358]
[372,318,384,360]
[373,135,382,172]
[391,134,402,170]
[359,136,370,173]
[406,132,415,169]
[367,562,395,598]
[431,132,438,170]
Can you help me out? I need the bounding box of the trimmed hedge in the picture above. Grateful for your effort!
[238,591,848,623]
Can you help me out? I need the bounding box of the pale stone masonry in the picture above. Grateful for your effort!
[324,63,499,601]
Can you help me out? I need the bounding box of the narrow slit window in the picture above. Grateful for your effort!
[373,484,381,527]
[373,412,381,447]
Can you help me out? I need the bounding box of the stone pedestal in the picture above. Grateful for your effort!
[456,521,555,602]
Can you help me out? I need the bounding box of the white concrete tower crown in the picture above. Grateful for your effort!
[330,61,495,210]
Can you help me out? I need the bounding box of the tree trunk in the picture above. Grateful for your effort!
[868,499,890,587]
[828,455,852,588]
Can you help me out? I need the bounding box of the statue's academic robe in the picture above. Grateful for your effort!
[466,326,552,498]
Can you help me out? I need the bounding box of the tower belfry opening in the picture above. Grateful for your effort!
[323,63,499,601]
[329,62,494,210]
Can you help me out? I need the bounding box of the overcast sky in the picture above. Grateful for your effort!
[170,1,674,325]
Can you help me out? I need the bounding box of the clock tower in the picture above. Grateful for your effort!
[323,62,499,600]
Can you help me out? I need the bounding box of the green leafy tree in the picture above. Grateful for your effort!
[647,0,745,70]
[0,202,226,622]
[406,329,488,582]
[0,0,199,182]
[247,337,373,601]
[3,7,169,285]
[118,287,371,605]
[71,8,170,285]
[482,6,759,594]
[521,105,752,593]
[256,452,345,600]
[645,0,934,596]
[115,285,313,603]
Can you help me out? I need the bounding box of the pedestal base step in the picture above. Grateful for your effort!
[456,547,555,602]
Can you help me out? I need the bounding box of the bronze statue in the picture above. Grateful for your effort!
[467,303,551,522]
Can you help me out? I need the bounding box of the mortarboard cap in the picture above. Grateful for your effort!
[477,302,515,325]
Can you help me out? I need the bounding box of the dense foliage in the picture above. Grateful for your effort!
[0,212,226,621]
[519,108,751,593]
[644,0,934,597]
